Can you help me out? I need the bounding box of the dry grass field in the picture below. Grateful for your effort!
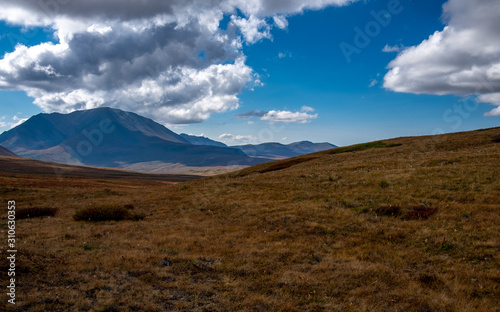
[1,127,499,311]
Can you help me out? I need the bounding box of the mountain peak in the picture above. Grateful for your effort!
[0,107,267,169]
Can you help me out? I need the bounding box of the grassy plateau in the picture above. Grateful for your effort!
[0,127,499,311]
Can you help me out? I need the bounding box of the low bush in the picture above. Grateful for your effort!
[16,207,58,219]
[404,206,438,220]
[379,180,390,189]
[73,205,145,222]
[375,205,401,217]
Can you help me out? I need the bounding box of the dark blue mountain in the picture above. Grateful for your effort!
[0,107,267,168]
[180,134,228,148]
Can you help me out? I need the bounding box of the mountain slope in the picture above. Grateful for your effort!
[0,155,199,182]
[180,134,228,148]
[234,141,337,159]
[0,107,268,169]
[0,145,18,157]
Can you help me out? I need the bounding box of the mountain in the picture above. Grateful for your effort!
[233,141,337,159]
[0,107,268,170]
[180,134,228,148]
[178,134,337,159]
[0,145,18,157]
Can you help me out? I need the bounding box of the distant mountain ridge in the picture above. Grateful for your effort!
[233,141,337,159]
[180,134,336,159]
[0,107,266,169]
[180,134,228,148]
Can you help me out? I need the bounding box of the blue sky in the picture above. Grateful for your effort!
[0,0,498,146]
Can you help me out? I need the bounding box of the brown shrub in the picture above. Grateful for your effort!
[73,205,145,222]
[404,206,438,220]
[16,207,58,219]
[375,205,401,217]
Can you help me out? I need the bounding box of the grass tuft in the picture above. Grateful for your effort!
[404,206,438,220]
[379,179,390,189]
[73,205,145,222]
[375,205,401,217]
[16,207,58,219]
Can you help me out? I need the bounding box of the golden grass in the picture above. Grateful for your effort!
[0,127,499,311]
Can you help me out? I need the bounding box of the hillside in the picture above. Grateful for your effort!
[0,156,200,182]
[0,145,18,157]
[0,127,498,311]
[0,107,267,169]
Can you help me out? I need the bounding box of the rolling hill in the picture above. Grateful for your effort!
[0,155,200,182]
[1,127,498,311]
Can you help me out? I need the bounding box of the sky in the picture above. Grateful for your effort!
[0,0,498,146]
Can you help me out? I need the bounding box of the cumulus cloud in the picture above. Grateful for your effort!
[261,107,317,123]
[273,15,288,30]
[236,106,317,123]
[384,0,500,116]
[0,0,356,124]
[369,79,378,87]
[236,110,268,119]
[219,133,256,145]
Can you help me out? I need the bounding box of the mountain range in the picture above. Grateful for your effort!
[0,107,335,173]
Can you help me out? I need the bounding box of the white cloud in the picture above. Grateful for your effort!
[478,93,500,116]
[11,116,28,128]
[278,51,292,58]
[0,116,7,128]
[0,115,28,129]
[231,15,272,44]
[261,109,317,123]
[273,15,288,29]
[219,133,256,145]
[369,79,378,87]
[0,0,357,123]
[301,105,315,112]
[384,0,500,116]
[382,44,405,53]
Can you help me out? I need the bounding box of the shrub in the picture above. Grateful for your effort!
[73,205,145,222]
[375,205,401,217]
[379,180,390,189]
[492,135,500,143]
[404,206,438,220]
[16,207,58,219]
